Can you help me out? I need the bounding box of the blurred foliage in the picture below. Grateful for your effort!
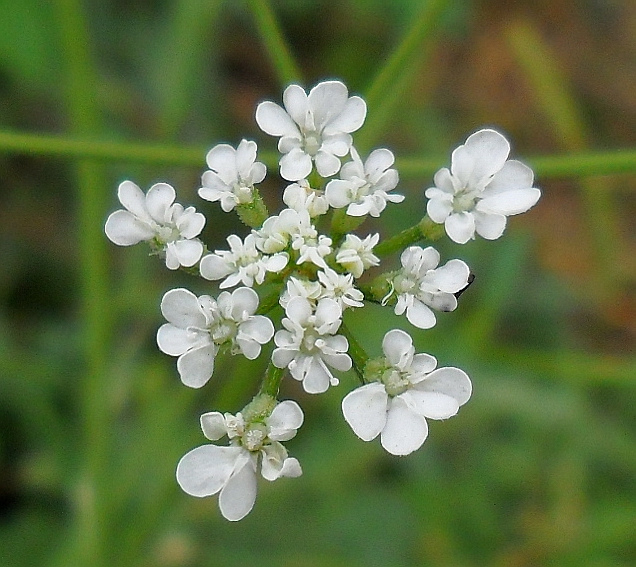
[1,0,635,566]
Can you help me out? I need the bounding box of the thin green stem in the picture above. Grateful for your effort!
[374,215,444,258]
[246,0,302,85]
[359,0,450,149]
[507,19,622,298]
[54,0,109,565]
[339,321,368,382]
[259,362,285,398]
[3,129,636,179]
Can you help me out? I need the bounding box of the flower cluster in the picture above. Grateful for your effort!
[105,80,540,520]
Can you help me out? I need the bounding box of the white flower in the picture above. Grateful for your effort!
[279,276,322,309]
[317,268,364,309]
[283,179,329,217]
[255,80,367,181]
[199,139,266,212]
[199,233,288,288]
[105,181,205,269]
[325,147,403,217]
[342,329,471,456]
[254,208,332,269]
[425,129,541,244]
[390,246,470,330]
[176,401,303,521]
[335,233,380,278]
[156,287,274,388]
[272,297,352,394]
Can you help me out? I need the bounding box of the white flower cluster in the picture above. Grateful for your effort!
[105,80,540,520]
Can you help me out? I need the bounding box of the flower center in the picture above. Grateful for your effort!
[303,132,321,156]
[382,368,410,397]
[211,319,237,344]
[393,274,417,295]
[155,224,181,244]
[242,423,268,451]
[452,188,479,212]
[233,183,254,204]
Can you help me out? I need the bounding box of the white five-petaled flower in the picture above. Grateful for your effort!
[255,80,367,181]
[279,276,322,309]
[425,129,541,244]
[105,181,205,269]
[199,233,288,288]
[335,233,380,278]
[390,246,470,330]
[156,287,274,388]
[325,147,403,217]
[342,329,471,456]
[176,401,303,521]
[317,268,364,309]
[272,297,352,394]
[199,139,266,212]
[283,180,329,218]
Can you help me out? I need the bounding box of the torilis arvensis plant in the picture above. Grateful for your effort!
[105,80,541,521]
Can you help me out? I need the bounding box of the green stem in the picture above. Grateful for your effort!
[54,0,109,564]
[374,215,444,258]
[339,321,369,382]
[259,362,286,398]
[246,0,302,85]
[3,128,636,179]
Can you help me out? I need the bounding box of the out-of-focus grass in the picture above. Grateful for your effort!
[1,1,635,566]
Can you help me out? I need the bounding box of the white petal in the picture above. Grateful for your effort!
[280,148,313,181]
[431,168,455,194]
[238,316,274,344]
[282,84,309,127]
[255,100,300,137]
[382,329,414,367]
[260,442,288,481]
[315,298,342,328]
[477,188,541,216]
[176,445,242,497]
[156,324,202,356]
[308,80,349,130]
[409,353,438,376]
[402,389,459,420]
[230,287,259,318]
[117,180,150,219]
[322,95,367,134]
[426,196,453,224]
[285,297,312,325]
[206,144,238,180]
[473,211,507,240]
[172,239,203,267]
[271,346,297,369]
[454,129,510,185]
[200,412,228,441]
[177,344,217,388]
[104,210,154,246]
[218,457,258,521]
[199,254,233,281]
[268,400,304,440]
[321,351,352,372]
[380,396,429,455]
[235,140,258,178]
[445,212,475,244]
[342,382,389,442]
[145,183,176,222]
[160,288,207,328]
[483,159,534,196]
[279,457,302,478]
[406,300,436,329]
[325,179,354,208]
[416,366,472,406]
[428,259,470,293]
[176,210,205,239]
[302,358,332,394]
[314,150,342,178]
[264,253,289,273]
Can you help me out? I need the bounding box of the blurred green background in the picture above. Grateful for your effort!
[1,0,635,566]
